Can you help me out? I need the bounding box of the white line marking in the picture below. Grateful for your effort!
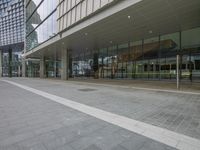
[2,80,200,150]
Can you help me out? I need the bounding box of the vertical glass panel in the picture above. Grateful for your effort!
[53,12,57,34]
[160,32,180,79]
[43,19,48,42]
[107,46,117,79]
[182,27,200,81]
[143,37,159,79]
[117,43,129,78]
[99,48,107,78]
[130,40,143,79]
[47,15,53,39]
[182,27,200,49]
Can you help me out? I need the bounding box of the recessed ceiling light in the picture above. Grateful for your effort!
[128,15,131,19]
[149,30,153,34]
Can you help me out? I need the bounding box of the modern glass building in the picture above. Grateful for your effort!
[0,0,24,77]
[24,0,200,83]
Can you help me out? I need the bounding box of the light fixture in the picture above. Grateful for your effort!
[149,30,153,34]
[128,15,131,19]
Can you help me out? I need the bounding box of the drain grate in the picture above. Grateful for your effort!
[78,88,97,92]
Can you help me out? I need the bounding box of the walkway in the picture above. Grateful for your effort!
[0,78,200,150]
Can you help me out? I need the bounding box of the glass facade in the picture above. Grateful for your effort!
[2,51,22,77]
[26,0,115,51]
[0,0,24,46]
[0,0,24,77]
[71,27,200,82]
[26,0,58,51]
[25,1,200,83]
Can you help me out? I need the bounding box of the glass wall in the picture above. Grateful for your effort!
[26,0,115,51]
[181,28,200,81]
[2,51,22,77]
[160,32,180,80]
[26,0,58,51]
[0,0,24,46]
[72,27,200,82]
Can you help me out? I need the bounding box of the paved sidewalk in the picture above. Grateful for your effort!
[0,78,200,150]
[0,80,177,150]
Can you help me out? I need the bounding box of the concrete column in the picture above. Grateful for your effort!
[22,58,26,77]
[8,48,12,78]
[18,65,21,77]
[40,57,46,78]
[54,56,57,78]
[61,49,68,80]
[177,54,180,89]
[0,50,2,77]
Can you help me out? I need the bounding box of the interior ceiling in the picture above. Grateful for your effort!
[30,0,200,59]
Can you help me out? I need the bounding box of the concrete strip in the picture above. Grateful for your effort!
[2,79,200,150]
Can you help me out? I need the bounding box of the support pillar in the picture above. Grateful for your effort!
[0,50,2,77]
[54,56,57,78]
[8,48,12,78]
[40,57,46,78]
[177,54,180,89]
[22,58,26,77]
[61,49,68,80]
[18,65,21,77]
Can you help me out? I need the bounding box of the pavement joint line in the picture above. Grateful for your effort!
[2,79,200,150]
[65,80,200,95]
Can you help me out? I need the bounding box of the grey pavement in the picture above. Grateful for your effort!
[0,78,199,150]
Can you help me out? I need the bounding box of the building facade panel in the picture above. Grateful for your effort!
[0,0,24,46]
[0,0,24,77]
[57,0,114,32]
[24,0,200,82]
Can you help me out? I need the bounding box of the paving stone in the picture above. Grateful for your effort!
[83,144,102,150]
[56,144,74,150]
[0,79,198,150]
[7,78,200,139]
[119,134,149,150]
[111,145,128,150]
[139,141,177,150]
